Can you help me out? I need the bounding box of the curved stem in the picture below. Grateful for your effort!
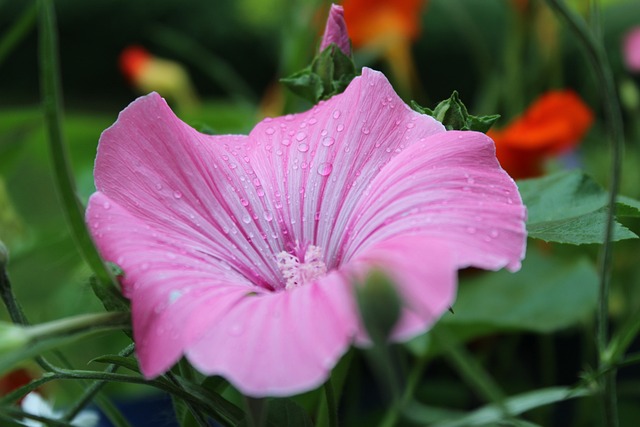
[323,378,338,427]
[37,0,115,287]
[545,1,624,426]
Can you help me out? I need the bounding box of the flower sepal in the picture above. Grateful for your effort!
[280,43,357,104]
[412,91,500,133]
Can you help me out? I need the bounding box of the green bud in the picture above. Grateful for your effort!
[0,322,29,354]
[356,269,402,345]
[412,91,500,133]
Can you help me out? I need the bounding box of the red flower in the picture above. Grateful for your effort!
[488,91,594,179]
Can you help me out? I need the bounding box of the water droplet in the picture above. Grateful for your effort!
[490,229,499,238]
[301,161,309,169]
[229,163,237,169]
[308,118,318,125]
[102,201,111,210]
[318,162,333,176]
[263,211,273,221]
[297,143,309,152]
[336,124,345,132]
[242,214,252,224]
[320,129,328,136]
[155,183,163,191]
[362,127,370,135]
[173,191,183,199]
[281,139,291,146]
[295,132,307,141]
[406,122,415,129]
[333,110,341,119]
[322,136,335,147]
[240,198,249,207]
[265,127,275,135]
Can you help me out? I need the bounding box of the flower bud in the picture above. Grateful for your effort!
[319,4,351,56]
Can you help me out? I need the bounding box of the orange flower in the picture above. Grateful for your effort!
[488,91,593,179]
[342,0,427,97]
[342,0,425,49]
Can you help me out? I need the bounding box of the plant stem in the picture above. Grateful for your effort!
[544,1,624,426]
[323,378,339,427]
[37,0,115,287]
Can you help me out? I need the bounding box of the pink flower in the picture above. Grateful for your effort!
[86,68,526,397]
[319,4,351,56]
[623,26,640,72]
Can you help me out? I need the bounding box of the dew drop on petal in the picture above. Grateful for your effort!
[336,124,345,132]
[362,127,370,135]
[281,139,291,146]
[155,183,163,191]
[297,143,309,152]
[240,198,249,206]
[406,122,415,129]
[296,132,307,141]
[322,136,335,147]
[242,214,252,224]
[265,127,275,135]
[173,191,183,199]
[490,229,500,238]
[102,201,111,210]
[308,118,317,125]
[263,211,273,221]
[333,110,341,119]
[318,162,333,176]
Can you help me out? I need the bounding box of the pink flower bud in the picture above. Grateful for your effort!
[320,4,351,56]
[623,26,640,72]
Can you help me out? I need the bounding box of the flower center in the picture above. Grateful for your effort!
[276,243,327,290]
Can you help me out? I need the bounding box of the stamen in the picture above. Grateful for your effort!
[276,244,327,290]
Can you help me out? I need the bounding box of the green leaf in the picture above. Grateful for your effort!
[446,248,598,333]
[411,92,500,133]
[281,44,357,104]
[429,386,590,427]
[616,195,640,217]
[519,170,638,244]
[90,355,140,373]
[407,247,598,356]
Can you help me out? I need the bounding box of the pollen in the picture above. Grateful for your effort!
[276,244,327,290]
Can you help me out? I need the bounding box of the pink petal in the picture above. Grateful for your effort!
[346,235,457,343]
[319,4,351,56]
[623,26,640,72]
[87,193,259,376]
[344,130,527,272]
[186,270,359,396]
[249,68,445,267]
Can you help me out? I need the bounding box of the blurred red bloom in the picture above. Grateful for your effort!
[0,368,34,402]
[342,0,426,49]
[488,91,594,179]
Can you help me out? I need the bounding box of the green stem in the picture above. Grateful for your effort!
[37,0,115,287]
[0,3,37,66]
[25,312,129,341]
[323,378,339,427]
[434,328,510,418]
[545,1,624,426]
[61,343,135,423]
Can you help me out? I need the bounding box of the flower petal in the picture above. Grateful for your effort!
[344,130,527,272]
[248,68,444,266]
[87,192,260,376]
[185,271,359,397]
[346,235,457,342]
